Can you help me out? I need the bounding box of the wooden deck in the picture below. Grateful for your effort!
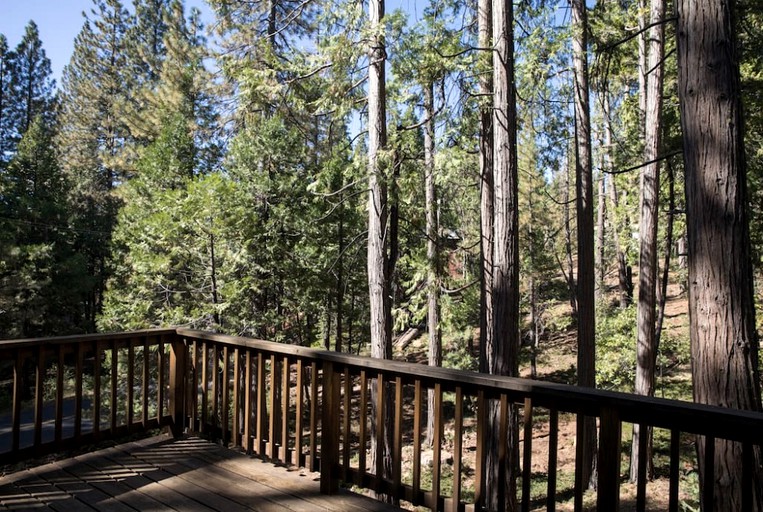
[0,435,401,512]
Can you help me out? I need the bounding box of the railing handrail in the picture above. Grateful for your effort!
[3,328,763,510]
[0,328,177,350]
[3,327,762,444]
[177,328,763,443]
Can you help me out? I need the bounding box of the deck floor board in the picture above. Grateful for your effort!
[0,435,400,512]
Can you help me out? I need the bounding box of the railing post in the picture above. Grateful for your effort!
[597,407,621,511]
[320,360,340,494]
[169,332,187,438]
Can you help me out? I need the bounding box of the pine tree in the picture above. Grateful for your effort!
[571,0,597,496]
[57,0,132,330]
[0,117,87,337]
[128,0,170,84]
[9,21,55,137]
[677,0,763,506]
[0,34,15,166]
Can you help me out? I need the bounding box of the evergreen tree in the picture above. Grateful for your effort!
[128,0,170,84]
[0,35,14,166]
[9,21,55,137]
[677,0,763,506]
[0,117,88,337]
[57,0,132,330]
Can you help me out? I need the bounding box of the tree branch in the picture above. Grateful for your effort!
[605,149,682,175]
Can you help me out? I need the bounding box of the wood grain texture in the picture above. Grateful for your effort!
[1,434,397,512]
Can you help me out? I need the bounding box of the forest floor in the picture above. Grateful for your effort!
[391,277,700,511]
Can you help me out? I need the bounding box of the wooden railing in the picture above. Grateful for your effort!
[0,329,179,461]
[2,328,763,512]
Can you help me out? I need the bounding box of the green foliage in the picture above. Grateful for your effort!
[596,304,637,390]
[596,303,690,393]
[442,329,478,372]
[0,116,90,338]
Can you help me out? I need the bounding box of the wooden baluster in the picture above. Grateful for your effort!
[244,350,253,453]
[474,390,485,509]
[295,358,304,466]
[413,379,422,504]
[393,376,403,501]
[142,338,150,428]
[169,334,187,437]
[668,429,680,512]
[12,349,23,452]
[281,355,290,462]
[702,436,715,510]
[233,347,241,447]
[269,354,278,459]
[451,386,464,512]
[547,409,559,512]
[375,372,385,487]
[158,338,165,422]
[309,361,319,471]
[110,339,118,432]
[74,343,84,441]
[222,346,230,444]
[54,345,64,445]
[596,408,622,511]
[636,422,649,512]
[498,394,509,511]
[127,340,135,430]
[94,341,101,438]
[212,344,219,436]
[257,352,267,456]
[34,344,44,450]
[742,441,753,512]
[521,397,533,512]
[201,341,208,432]
[342,367,351,481]
[320,361,340,494]
[359,370,368,481]
[431,382,443,512]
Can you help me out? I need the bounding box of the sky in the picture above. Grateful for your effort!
[0,0,212,86]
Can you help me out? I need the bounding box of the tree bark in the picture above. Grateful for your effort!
[602,93,633,308]
[478,0,493,375]
[571,0,597,495]
[595,169,606,302]
[367,0,394,499]
[677,0,763,508]
[487,0,519,508]
[563,158,577,316]
[424,83,441,447]
[631,0,665,483]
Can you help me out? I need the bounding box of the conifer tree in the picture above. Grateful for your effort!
[0,35,15,165]
[57,0,132,330]
[9,21,55,137]
[571,0,597,495]
[0,117,87,337]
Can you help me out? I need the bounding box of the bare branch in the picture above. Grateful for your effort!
[605,149,682,175]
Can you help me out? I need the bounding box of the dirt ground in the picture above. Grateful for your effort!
[392,278,699,511]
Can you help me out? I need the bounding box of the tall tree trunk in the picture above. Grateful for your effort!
[563,158,577,316]
[602,93,633,308]
[487,0,519,508]
[637,0,647,130]
[478,0,493,374]
[571,0,597,495]
[677,0,763,508]
[595,169,606,302]
[336,189,344,352]
[367,0,393,499]
[424,83,441,447]
[631,0,665,483]
[655,160,675,353]
[210,231,221,328]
